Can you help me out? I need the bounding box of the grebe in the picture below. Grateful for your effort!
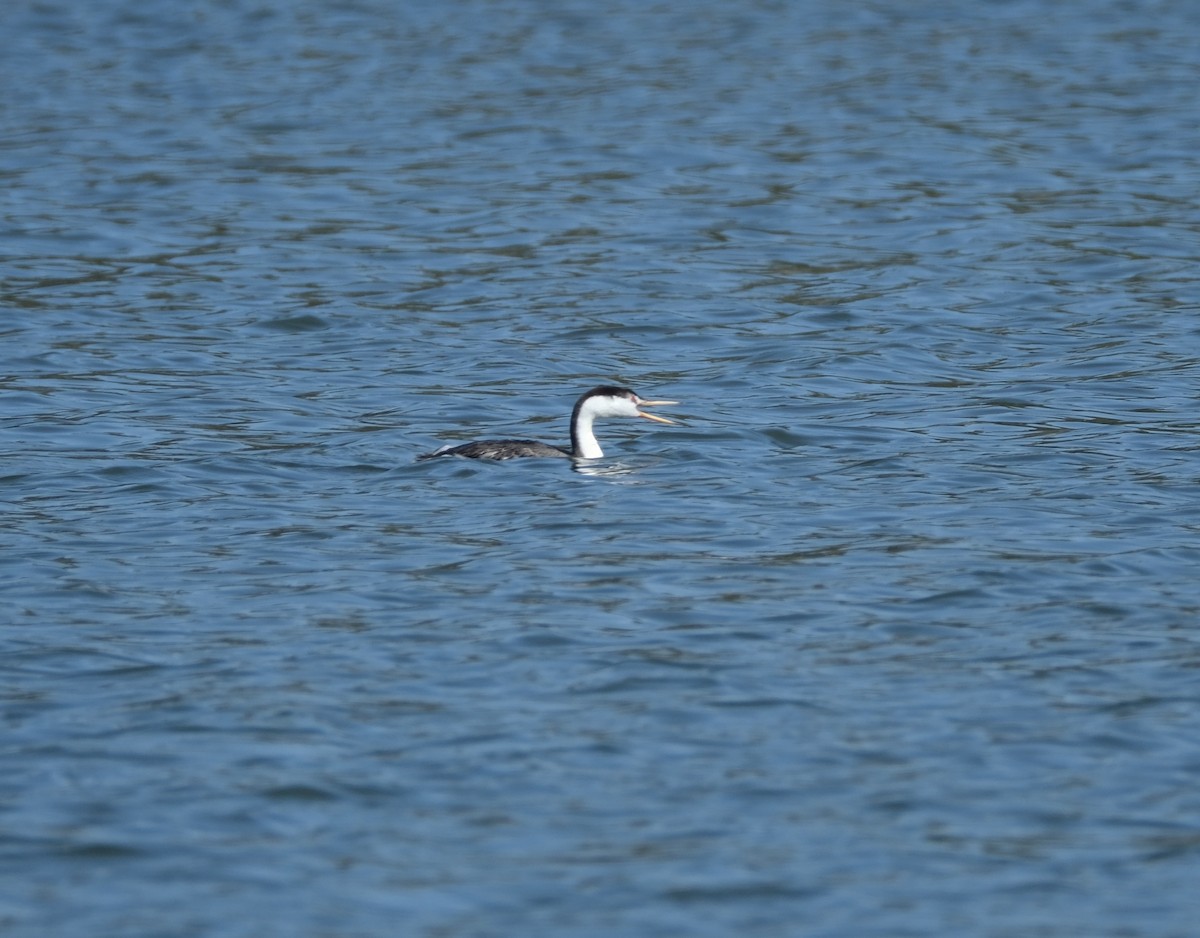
[418,385,678,460]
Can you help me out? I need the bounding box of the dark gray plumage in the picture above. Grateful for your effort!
[418,385,678,461]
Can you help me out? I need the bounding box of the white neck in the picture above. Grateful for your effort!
[572,410,603,458]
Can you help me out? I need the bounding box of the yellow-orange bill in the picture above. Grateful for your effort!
[635,399,679,425]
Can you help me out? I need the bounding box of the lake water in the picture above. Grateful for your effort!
[3,0,1200,935]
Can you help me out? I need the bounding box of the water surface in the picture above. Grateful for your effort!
[3,1,1200,936]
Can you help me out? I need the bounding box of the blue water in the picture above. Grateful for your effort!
[4,1,1200,935]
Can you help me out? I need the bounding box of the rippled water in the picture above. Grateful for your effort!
[4,1,1200,935]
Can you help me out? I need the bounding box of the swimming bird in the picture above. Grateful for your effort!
[418,385,678,460]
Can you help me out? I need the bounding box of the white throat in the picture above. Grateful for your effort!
[572,410,604,459]
[569,391,644,459]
